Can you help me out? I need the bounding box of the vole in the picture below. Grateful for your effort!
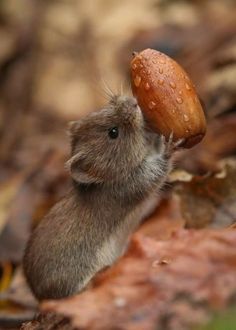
[23,95,182,300]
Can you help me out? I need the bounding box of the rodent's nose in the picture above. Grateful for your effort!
[127,101,143,125]
[132,98,138,108]
[117,95,143,124]
[127,98,139,114]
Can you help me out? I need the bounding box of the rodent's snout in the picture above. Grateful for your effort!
[129,97,143,121]
[132,102,143,121]
[128,97,138,108]
[116,95,143,126]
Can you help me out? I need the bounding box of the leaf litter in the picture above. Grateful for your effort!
[0,0,235,329]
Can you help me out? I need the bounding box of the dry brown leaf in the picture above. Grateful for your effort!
[0,267,37,309]
[173,161,236,228]
[21,228,236,330]
[179,114,236,174]
[137,195,185,240]
[0,1,235,329]
[0,150,68,263]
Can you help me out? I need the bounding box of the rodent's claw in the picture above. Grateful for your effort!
[161,133,185,157]
[168,131,174,143]
[174,138,185,149]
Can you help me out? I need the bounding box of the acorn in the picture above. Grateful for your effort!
[130,49,206,148]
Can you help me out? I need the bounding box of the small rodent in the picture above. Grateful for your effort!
[23,95,181,300]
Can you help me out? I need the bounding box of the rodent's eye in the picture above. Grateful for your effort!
[108,127,119,139]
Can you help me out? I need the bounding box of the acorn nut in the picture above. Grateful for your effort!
[130,49,207,148]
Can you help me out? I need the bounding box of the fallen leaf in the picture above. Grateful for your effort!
[178,114,236,174]
[137,195,185,240]
[0,267,37,309]
[173,161,236,228]
[22,228,236,330]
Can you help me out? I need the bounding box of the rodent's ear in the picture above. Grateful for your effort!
[65,153,100,184]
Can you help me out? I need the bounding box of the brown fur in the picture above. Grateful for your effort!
[23,95,176,300]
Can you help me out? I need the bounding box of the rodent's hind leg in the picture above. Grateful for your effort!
[75,265,111,294]
[75,272,95,294]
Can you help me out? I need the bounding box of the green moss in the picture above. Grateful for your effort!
[196,309,236,330]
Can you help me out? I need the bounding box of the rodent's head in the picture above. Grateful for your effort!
[66,95,147,184]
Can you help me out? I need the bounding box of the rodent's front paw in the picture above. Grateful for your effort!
[161,133,185,158]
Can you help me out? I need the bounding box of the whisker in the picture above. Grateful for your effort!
[101,78,115,99]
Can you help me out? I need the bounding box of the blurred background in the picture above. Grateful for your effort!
[0,0,235,329]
